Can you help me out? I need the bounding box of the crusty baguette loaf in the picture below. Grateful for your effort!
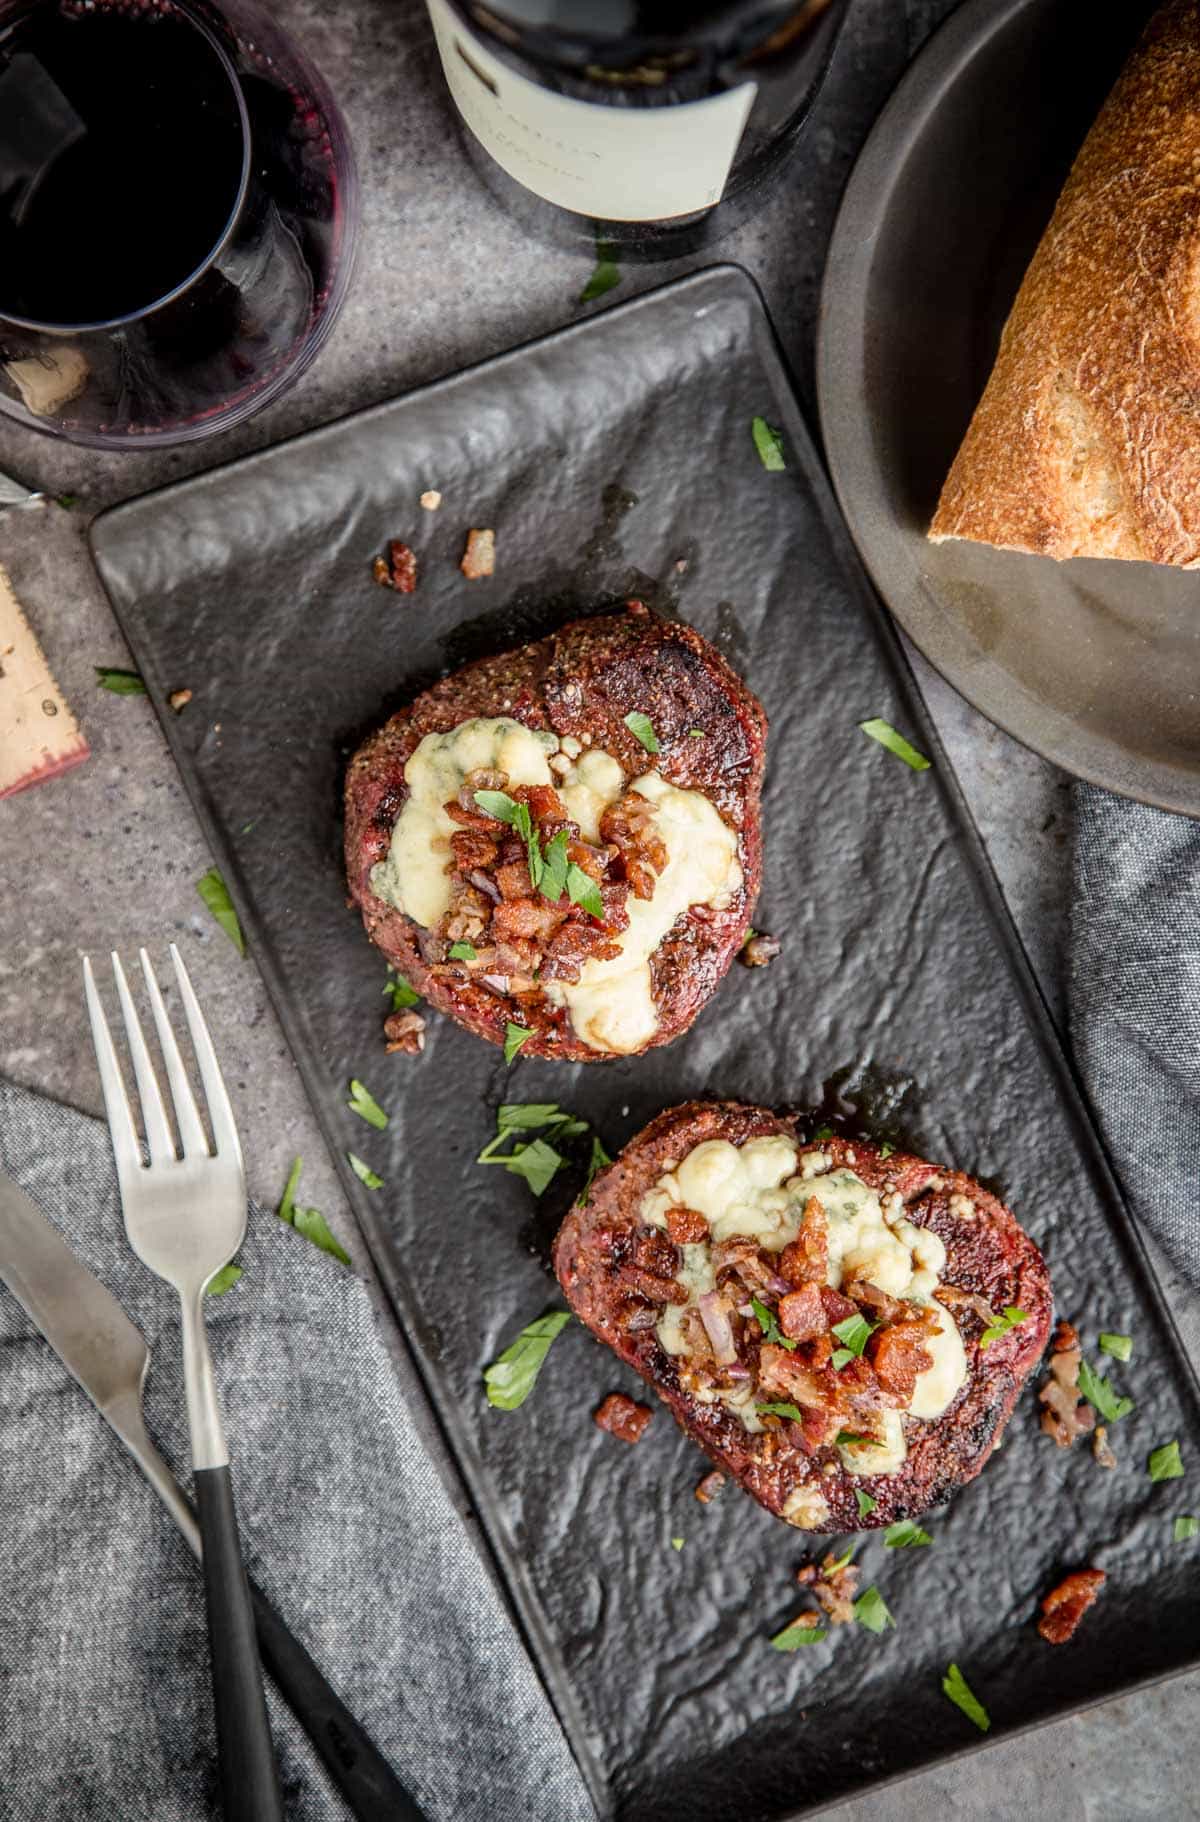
[930,0,1200,567]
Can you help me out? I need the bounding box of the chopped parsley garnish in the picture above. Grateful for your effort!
[831,1311,877,1369]
[855,1488,877,1519]
[206,1263,242,1296]
[196,866,245,956]
[751,1295,797,1351]
[448,942,477,962]
[751,416,786,472]
[383,968,420,1010]
[579,242,620,305]
[756,1402,805,1422]
[474,788,519,822]
[539,829,570,903]
[1099,1332,1133,1362]
[835,1431,869,1447]
[57,493,78,508]
[484,1311,572,1409]
[276,1156,350,1266]
[769,1621,826,1650]
[878,1140,896,1159]
[347,1151,383,1190]
[858,718,931,772]
[810,1124,834,1141]
[688,728,705,738]
[942,1663,990,1732]
[978,1306,1029,1350]
[347,1077,388,1129]
[581,1134,612,1203]
[1174,1516,1199,1542]
[671,1536,685,1552]
[1077,1358,1133,1424]
[504,1022,532,1064]
[95,666,147,695]
[884,1520,932,1548]
[826,1545,855,1575]
[623,710,660,755]
[478,1102,606,1199]
[1149,1441,1184,1482]
[565,863,604,919]
[853,1586,894,1634]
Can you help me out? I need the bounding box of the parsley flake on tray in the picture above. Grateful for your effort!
[347,1151,383,1191]
[884,1521,932,1549]
[504,1022,532,1064]
[853,1586,894,1634]
[670,1537,685,1553]
[751,416,787,472]
[1149,1441,1184,1482]
[1077,1358,1133,1424]
[206,1263,242,1297]
[196,866,245,956]
[384,968,421,1010]
[578,242,620,305]
[477,1103,607,1199]
[942,1663,990,1732]
[1175,1516,1199,1542]
[769,1621,826,1651]
[484,1311,572,1410]
[347,1077,388,1129]
[1099,1331,1133,1362]
[858,718,931,772]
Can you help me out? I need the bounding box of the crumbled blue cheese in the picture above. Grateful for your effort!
[641,1137,968,1469]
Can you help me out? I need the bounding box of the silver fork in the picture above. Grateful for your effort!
[83,943,283,1822]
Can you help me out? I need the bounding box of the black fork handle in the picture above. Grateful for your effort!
[195,1464,285,1822]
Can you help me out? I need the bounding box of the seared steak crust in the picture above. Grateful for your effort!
[554,1101,1053,1531]
[344,604,767,1061]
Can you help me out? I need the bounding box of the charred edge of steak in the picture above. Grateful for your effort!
[343,606,768,1061]
[553,1103,1053,1531]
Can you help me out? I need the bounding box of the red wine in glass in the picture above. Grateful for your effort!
[0,0,358,446]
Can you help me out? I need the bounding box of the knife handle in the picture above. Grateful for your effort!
[246,1574,429,1821]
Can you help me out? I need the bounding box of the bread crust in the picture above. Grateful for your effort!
[930,1,1200,567]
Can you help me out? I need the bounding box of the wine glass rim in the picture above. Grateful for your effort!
[0,0,252,336]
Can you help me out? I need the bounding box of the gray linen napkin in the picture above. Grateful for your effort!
[1070,783,1200,1284]
[0,1076,591,1822]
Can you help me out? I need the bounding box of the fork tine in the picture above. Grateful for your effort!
[139,948,210,1160]
[169,944,243,1172]
[111,951,177,1166]
[82,956,146,1182]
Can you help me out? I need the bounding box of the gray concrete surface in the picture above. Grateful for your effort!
[0,0,1195,1815]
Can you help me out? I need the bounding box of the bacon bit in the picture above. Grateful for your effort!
[818,1284,858,1327]
[797,1549,862,1626]
[1093,1425,1117,1469]
[934,1284,995,1326]
[599,791,667,899]
[868,1320,935,1404]
[594,1392,653,1445]
[373,540,418,593]
[778,1282,826,1341]
[419,489,442,511]
[695,1470,726,1504]
[167,688,192,712]
[1037,1569,1105,1644]
[461,527,496,580]
[845,1278,913,1326]
[739,931,781,968]
[618,1265,683,1305]
[1038,1339,1095,1447]
[779,1196,828,1285]
[384,1008,426,1054]
[666,1205,709,1246]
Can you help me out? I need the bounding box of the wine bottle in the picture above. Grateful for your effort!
[425,0,854,255]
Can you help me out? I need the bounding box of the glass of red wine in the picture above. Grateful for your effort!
[0,0,358,447]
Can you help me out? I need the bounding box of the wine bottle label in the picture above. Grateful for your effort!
[426,0,756,223]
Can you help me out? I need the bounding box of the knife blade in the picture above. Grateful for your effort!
[0,1168,425,1821]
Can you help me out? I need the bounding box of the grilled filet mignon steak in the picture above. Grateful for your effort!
[554,1101,1052,1531]
[344,603,767,1062]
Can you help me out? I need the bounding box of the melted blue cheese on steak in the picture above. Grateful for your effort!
[641,1136,967,1475]
[368,715,742,1054]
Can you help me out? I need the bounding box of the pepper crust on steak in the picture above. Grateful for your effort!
[344,604,767,1061]
[554,1101,1053,1531]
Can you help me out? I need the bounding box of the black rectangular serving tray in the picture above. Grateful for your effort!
[91,267,1200,1822]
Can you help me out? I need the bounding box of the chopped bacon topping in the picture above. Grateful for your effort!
[934,1284,996,1326]
[460,527,495,579]
[695,1470,726,1503]
[797,1549,862,1626]
[868,1317,936,1405]
[1038,1328,1095,1447]
[1037,1569,1105,1644]
[739,930,781,968]
[373,539,417,593]
[778,1196,828,1285]
[665,1205,709,1246]
[599,791,667,900]
[594,1392,653,1445]
[777,1282,826,1341]
[1092,1425,1117,1470]
[384,1009,426,1054]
